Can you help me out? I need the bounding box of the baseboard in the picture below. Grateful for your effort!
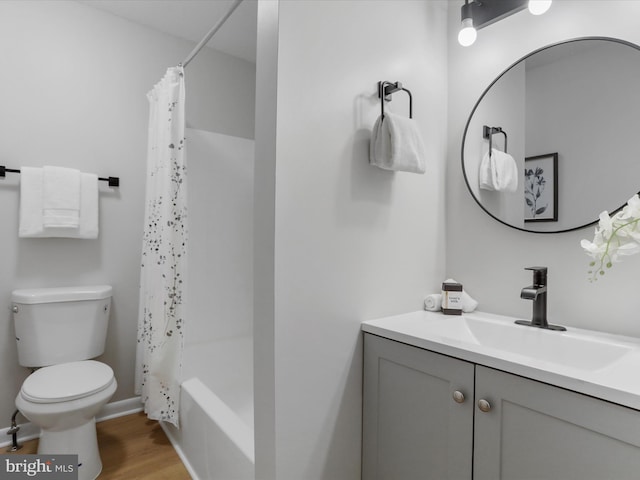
[97,396,143,422]
[160,421,200,480]
[0,396,143,449]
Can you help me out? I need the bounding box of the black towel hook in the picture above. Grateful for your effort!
[483,125,508,157]
[378,81,413,120]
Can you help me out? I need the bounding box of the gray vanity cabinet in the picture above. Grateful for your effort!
[363,333,640,480]
[474,365,640,480]
[362,333,474,479]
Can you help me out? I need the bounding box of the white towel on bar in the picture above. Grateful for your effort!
[19,167,45,238]
[479,148,518,192]
[42,166,81,228]
[19,168,99,239]
[370,113,427,173]
[74,173,99,238]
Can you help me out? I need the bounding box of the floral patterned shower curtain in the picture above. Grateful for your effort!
[136,66,187,427]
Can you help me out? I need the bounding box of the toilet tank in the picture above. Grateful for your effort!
[12,285,112,367]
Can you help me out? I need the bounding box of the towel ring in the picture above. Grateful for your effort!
[379,81,413,120]
[483,125,507,157]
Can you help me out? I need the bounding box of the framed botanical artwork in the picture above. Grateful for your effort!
[524,153,558,222]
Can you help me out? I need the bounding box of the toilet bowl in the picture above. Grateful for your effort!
[16,361,117,480]
[12,285,116,480]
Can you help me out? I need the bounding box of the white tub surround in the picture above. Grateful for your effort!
[175,127,254,479]
[162,336,254,480]
[162,378,254,480]
[362,310,640,410]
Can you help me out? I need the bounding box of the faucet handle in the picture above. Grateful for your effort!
[525,266,547,285]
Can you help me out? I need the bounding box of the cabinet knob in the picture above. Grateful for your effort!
[452,391,465,403]
[478,399,492,412]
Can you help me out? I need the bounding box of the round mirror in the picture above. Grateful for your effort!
[462,37,640,233]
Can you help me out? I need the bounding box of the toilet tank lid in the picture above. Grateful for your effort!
[12,285,112,304]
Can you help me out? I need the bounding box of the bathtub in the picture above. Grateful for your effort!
[162,336,255,480]
[163,128,254,478]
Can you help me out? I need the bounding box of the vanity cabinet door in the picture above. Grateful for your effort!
[363,334,474,480]
[474,366,640,480]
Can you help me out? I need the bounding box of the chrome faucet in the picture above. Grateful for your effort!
[515,267,566,331]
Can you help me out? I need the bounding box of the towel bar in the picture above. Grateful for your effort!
[378,81,413,119]
[0,166,119,187]
[483,125,508,156]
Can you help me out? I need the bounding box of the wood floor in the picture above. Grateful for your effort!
[13,412,191,479]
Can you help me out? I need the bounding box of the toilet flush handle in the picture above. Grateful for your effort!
[11,305,18,314]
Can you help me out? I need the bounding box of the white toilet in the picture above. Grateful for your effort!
[12,285,117,480]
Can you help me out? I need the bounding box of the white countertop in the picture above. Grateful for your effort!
[362,310,640,411]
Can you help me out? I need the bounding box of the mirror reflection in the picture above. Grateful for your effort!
[462,38,640,233]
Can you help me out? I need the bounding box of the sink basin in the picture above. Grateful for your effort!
[452,313,632,371]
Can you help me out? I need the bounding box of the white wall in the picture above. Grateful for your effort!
[254,1,448,478]
[447,1,640,337]
[0,0,255,429]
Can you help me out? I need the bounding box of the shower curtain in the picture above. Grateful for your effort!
[136,66,187,427]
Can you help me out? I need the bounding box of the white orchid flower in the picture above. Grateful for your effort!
[615,241,640,256]
[598,211,614,237]
[582,194,640,281]
[580,238,605,258]
[623,194,640,218]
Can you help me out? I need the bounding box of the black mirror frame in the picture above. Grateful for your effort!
[461,36,640,234]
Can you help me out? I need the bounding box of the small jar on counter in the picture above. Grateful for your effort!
[441,282,463,315]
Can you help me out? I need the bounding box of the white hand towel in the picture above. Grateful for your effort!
[370,113,427,174]
[424,294,442,312]
[479,148,518,192]
[75,173,99,238]
[461,291,478,313]
[19,167,45,237]
[42,173,98,239]
[43,166,81,228]
[19,169,98,239]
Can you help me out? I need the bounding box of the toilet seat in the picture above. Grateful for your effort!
[21,360,114,404]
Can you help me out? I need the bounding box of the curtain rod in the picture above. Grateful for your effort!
[181,0,245,68]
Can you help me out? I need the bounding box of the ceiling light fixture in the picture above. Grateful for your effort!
[528,0,552,15]
[458,1,477,47]
[458,0,553,47]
